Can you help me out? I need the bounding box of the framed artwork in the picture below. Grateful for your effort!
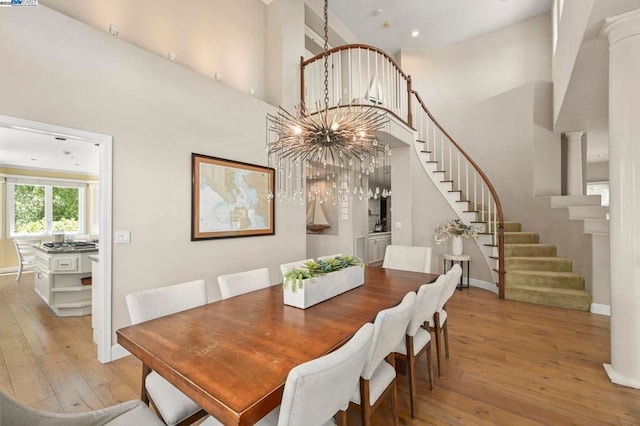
[191,153,275,240]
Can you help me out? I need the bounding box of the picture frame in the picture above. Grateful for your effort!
[191,153,275,240]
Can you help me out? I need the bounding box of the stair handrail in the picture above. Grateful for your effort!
[411,90,505,298]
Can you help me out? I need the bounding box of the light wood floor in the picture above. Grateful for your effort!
[1,272,638,425]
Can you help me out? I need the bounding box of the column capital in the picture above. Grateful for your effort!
[564,131,584,143]
[602,8,640,46]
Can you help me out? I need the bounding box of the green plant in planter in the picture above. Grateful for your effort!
[283,255,364,292]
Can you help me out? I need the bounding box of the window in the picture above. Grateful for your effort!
[7,177,86,237]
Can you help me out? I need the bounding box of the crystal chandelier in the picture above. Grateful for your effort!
[266,0,389,206]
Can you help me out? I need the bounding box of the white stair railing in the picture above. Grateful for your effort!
[301,44,410,124]
[411,91,504,295]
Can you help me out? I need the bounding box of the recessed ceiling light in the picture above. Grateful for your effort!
[375,9,382,15]
[411,30,420,38]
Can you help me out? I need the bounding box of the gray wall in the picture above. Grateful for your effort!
[587,161,610,182]
[0,6,306,344]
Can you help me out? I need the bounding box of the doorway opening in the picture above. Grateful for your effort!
[0,114,113,363]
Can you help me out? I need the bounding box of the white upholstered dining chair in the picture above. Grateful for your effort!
[13,238,40,281]
[429,264,462,377]
[202,322,375,426]
[382,245,432,273]
[394,274,448,418]
[125,279,208,426]
[279,259,313,275]
[0,390,164,426]
[350,292,416,426]
[217,267,271,300]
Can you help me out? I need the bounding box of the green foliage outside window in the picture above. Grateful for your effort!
[14,184,45,233]
[52,187,79,232]
[13,184,80,234]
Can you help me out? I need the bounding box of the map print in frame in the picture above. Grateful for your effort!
[191,153,275,240]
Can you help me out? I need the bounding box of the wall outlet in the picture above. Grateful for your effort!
[114,230,130,244]
[394,222,402,229]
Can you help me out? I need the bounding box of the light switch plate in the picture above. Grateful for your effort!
[394,222,402,229]
[114,230,130,244]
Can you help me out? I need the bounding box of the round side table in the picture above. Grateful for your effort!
[443,254,470,290]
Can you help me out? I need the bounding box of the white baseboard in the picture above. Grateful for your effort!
[469,278,498,295]
[111,344,131,361]
[591,303,611,316]
[604,364,640,389]
[0,267,18,274]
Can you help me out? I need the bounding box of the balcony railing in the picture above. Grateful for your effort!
[301,44,411,124]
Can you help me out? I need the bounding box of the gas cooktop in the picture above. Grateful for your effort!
[43,241,97,249]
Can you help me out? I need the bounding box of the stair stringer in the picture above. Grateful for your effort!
[412,139,498,285]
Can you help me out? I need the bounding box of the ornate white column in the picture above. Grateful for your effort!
[602,8,640,389]
[564,131,585,195]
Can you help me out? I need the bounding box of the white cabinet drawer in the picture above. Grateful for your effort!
[52,256,79,272]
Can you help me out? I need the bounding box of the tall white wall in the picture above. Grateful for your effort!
[41,0,268,98]
[552,0,595,127]
[400,13,574,285]
[587,161,609,182]
[266,0,305,108]
[401,13,552,121]
[0,6,306,344]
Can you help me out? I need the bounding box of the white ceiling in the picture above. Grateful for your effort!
[329,0,552,54]
[0,126,99,175]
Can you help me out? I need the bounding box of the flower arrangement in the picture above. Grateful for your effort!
[434,219,478,244]
[283,255,364,292]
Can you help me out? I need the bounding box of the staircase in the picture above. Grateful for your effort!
[502,221,591,311]
[410,92,592,311]
[300,43,594,311]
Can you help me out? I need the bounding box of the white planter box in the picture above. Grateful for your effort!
[283,266,365,309]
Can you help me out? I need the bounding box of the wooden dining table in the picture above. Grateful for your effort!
[116,266,439,426]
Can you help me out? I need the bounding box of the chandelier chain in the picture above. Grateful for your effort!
[323,0,329,110]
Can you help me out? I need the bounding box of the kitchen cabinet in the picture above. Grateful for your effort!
[366,232,391,265]
[34,245,97,317]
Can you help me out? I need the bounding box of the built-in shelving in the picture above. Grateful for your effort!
[34,248,96,317]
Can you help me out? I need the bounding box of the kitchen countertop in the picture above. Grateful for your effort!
[368,231,391,236]
[34,243,99,254]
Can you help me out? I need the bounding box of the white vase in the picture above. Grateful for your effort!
[451,236,463,256]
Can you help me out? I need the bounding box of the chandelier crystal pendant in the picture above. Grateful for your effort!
[266,0,389,205]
